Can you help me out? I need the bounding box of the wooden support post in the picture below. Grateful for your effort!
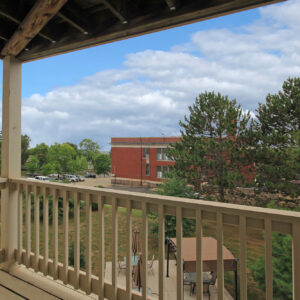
[1,56,22,270]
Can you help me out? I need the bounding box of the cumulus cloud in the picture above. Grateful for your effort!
[18,0,300,149]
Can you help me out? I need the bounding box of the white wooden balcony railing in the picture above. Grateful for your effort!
[0,177,300,300]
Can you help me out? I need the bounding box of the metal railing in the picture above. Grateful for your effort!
[5,177,300,300]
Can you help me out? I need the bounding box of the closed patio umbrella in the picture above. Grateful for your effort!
[132,227,141,257]
[133,254,142,291]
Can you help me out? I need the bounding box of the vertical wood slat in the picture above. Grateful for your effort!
[63,190,69,284]
[196,208,203,300]
[216,212,224,300]
[141,202,148,300]
[25,185,31,268]
[98,195,105,300]
[74,192,80,289]
[86,193,92,294]
[34,185,39,272]
[52,189,58,280]
[43,186,49,275]
[240,215,247,300]
[17,184,23,264]
[158,204,165,300]
[126,200,132,300]
[112,197,118,300]
[265,218,273,300]
[176,206,183,300]
[292,221,300,300]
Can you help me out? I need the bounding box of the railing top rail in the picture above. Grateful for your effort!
[10,177,300,224]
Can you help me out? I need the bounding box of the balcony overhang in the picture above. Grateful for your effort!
[0,0,284,62]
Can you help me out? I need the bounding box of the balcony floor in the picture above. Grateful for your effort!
[0,269,60,300]
[105,260,234,300]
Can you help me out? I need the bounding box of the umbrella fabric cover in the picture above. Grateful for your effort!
[132,228,141,256]
[133,254,143,289]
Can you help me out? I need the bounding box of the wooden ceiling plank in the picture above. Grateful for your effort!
[1,0,67,57]
[57,12,88,35]
[102,0,127,24]
[0,8,56,44]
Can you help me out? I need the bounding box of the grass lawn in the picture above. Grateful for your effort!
[24,202,265,300]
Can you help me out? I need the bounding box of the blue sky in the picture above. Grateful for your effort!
[1,0,299,150]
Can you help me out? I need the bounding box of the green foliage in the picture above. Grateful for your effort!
[47,143,77,174]
[79,138,100,163]
[94,153,111,175]
[69,241,86,269]
[168,91,253,202]
[151,172,196,237]
[29,143,49,167]
[21,134,31,167]
[24,155,39,173]
[41,162,57,176]
[73,155,88,173]
[254,77,300,197]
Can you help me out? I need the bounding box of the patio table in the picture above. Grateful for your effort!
[124,255,139,267]
[185,272,211,284]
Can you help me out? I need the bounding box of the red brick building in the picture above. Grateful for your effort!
[111,137,180,187]
[111,137,254,187]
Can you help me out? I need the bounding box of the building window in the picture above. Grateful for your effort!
[143,148,149,158]
[146,164,150,176]
[156,166,169,178]
[156,148,169,161]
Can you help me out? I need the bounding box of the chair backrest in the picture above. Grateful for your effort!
[203,282,210,293]
[210,272,217,285]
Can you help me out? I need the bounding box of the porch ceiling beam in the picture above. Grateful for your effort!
[1,0,67,57]
[101,0,127,24]
[165,0,178,11]
[57,12,88,35]
[0,9,56,44]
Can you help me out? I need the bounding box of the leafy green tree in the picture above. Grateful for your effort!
[150,172,196,237]
[21,134,31,167]
[73,155,88,173]
[254,77,300,197]
[29,143,49,167]
[94,153,111,176]
[24,155,39,173]
[41,162,57,175]
[47,143,77,175]
[168,91,253,202]
[79,138,100,163]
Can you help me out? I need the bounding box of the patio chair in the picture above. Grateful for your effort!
[183,273,193,296]
[210,271,217,286]
[203,282,210,300]
[118,260,126,274]
[148,255,155,275]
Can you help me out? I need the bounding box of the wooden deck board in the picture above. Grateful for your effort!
[105,260,233,300]
[0,269,60,300]
[0,285,25,300]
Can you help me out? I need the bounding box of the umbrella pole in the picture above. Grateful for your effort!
[166,240,170,277]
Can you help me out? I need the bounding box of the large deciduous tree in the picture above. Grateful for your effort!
[79,138,100,163]
[168,91,253,202]
[94,153,111,176]
[254,77,300,197]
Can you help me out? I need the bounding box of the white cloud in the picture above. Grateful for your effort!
[17,0,300,149]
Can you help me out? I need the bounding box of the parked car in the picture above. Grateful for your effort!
[64,174,79,182]
[85,172,96,178]
[35,176,50,182]
[76,175,85,182]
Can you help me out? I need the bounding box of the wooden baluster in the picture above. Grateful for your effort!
[74,191,80,289]
[216,212,224,300]
[126,200,132,300]
[52,189,58,280]
[34,185,40,272]
[98,195,105,300]
[240,215,247,300]
[176,206,183,300]
[17,184,23,264]
[265,218,273,300]
[112,197,118,300]
[141,202,148,300]
[196,208,203,300]
[86,193,92,294]
[292,221,300,300]
[63,190,69,284]
[158,204,165,300]
[43,186,49,275]
[25,185,31,268]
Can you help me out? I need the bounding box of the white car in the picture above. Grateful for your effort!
[35,176,50,182]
